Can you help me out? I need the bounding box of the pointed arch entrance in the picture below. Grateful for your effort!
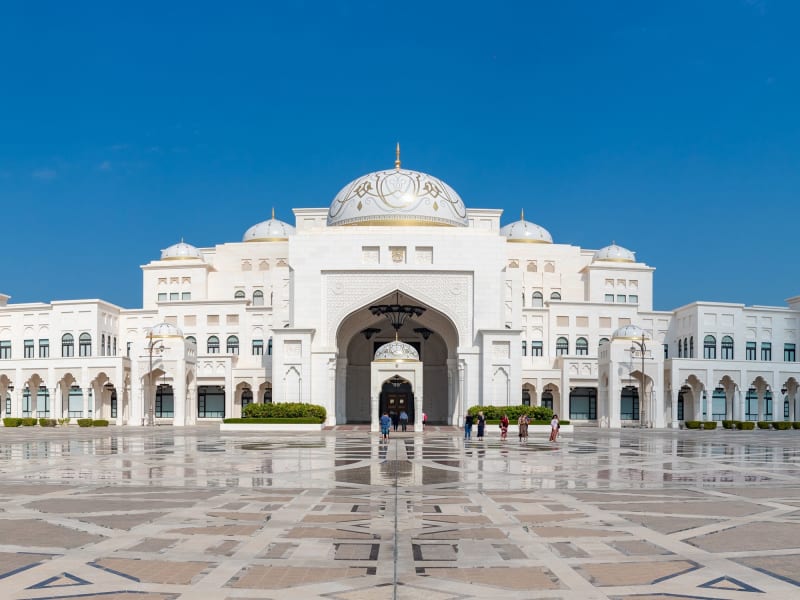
[334,289,460,426]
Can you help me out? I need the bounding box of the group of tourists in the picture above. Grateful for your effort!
[465,412,560,443]
[379,410,427,441]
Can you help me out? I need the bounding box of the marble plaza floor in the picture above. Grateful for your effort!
[0,426,800,599]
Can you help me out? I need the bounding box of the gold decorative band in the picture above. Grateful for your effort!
[374,358,420,363]
[245,237,289,242]
[596,257,635,263]
[161,256,201,261]
[507,238,553,244]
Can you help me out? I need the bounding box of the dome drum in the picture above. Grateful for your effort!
[374,340,420,362]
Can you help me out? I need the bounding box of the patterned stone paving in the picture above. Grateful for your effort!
[0,426,799,598]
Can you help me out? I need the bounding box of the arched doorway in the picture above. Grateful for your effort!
[334,289,459,425]
[379,375,413,424]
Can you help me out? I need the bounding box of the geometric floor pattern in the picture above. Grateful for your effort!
[0,425,799,598]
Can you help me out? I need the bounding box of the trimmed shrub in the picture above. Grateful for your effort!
[773,421,792,430]
[77,419,93,427]
[722,420,736,429]
[559,420,571,425]
[684,420,701,429]
[467,405,553,421]
[794,422,800,430]
[38,418,57,427]
[739,421,755,430]
[242,402,326,423]
[92,420,109,427]
[757,421,771,429]
[21,417,37,426]
[3,418,22,427]
[223,417,322,424]
[58,418,70,426]
[703,421,718,430]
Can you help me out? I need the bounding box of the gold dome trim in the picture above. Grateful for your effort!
[374,358,420,363]
[161,256,202,261]
[597,257,635,263]
[245,237,290,242]
[507,238,553,244]
[341,219,458,227]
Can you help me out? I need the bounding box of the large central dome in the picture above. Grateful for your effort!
[327,149,468,227]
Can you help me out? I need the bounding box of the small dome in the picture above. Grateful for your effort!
[612,324,649,340]
[161,240,203,261]
[594,242,635,263]
[374,340,420,362]
[148,322,184,338]
[500,210,553,244]
[327,146,468,227]
[243,209,295,242]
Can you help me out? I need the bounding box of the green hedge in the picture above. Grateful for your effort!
[703,421,718,430]
[242,402,326,422]
[722,420,736,429]
[21,417,37,426]
[92,420,109,427]
[38,418,56,427]
[486,419,569,426]
[684,420,701,429]
[467,405,553,421]
[739,421,755,430]
[77,419,93,427]
[223,417,322,424]
[794,422,800,430]
[773,421,792,430]
[3,418,22,427]
[757,421,771,429]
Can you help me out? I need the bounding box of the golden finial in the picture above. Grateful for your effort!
[521,208,525,221]
[395,142,401,170]
[271,207,275,220]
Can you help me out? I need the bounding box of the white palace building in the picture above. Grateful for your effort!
[1,150,799,429]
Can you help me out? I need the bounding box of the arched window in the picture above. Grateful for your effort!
[575,337,588,356]
[532,292,543,308]
[683,338,688,358]
[226,335,239,354]
[101,334,106,357]
[599,337,609,346]
[550,291,561,301]
[186,335,196,346]
[62,333,74,357]
[721,335,734,360]
[677,340,683,358]
[241,388,253,409]
[207,335,220,354]
[252,290,264,306]
[689,336,694,358]
[234,290,245,300]
[521,341,527,356]
[267,337,273,356]
[79,333,92,357]
[556,337,569,356]
[703,335,716,359]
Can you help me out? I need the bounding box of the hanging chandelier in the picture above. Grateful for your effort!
[369,291,426,331]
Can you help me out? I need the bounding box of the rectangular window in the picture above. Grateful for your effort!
[182,292,191,300]
[127,341,132,357]
[604,294,614,303]
[616,295,626,303]
[746,341,756,360]
[663,343,669,359]
[252,339,264,355]
[157,293,167,302]
[169,292,179,301]
[761,342,772,361]
[521,341,527,356]
[785,343,796,362]
[531,341,543,357]
[0,341,10,359]
[24,339,34,359]
[628,294,639,304]
[39,339,49,358]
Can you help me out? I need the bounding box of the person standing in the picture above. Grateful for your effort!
[550,414,560,442]
[392,411,399,432]
[500,413,509,441]
[422,411,428,430]
[518,413,529,443]
[476,411,486,440]
[464,413,474,440]
[399,410,409,432]
[380,412,391,442]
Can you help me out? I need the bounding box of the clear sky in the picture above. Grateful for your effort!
[0,1,797,312]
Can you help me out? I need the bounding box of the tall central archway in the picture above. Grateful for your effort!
[334,290,460,425]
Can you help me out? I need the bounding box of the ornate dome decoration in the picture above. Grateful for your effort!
[374,340,420,362]
[327,144,468,227]
[161,240,204,261]
[500,209,553,243]
[612,324,650,340]
[243,208,296,242]
[148,322,184,339]
[593,242,636,263]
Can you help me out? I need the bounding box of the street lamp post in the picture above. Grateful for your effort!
[146,331,167,427]
[630,332,648,428]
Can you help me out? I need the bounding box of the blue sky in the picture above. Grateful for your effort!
[0,1,797,311]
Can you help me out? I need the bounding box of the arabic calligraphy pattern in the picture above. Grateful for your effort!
[327,168,468,227]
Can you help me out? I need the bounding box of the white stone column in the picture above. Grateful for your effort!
[335,359,347,425]
[757,388,765,421]
[790,389,797,422]
[173,371,186,427]
[457,360,466,426]
[53,385,62,421]
[82,387,89,419]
